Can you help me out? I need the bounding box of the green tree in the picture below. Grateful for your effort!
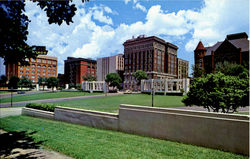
[0,0,89,65]
[216,62,249,78]
[182,72,249,113]
[18,77,32,89]
[0,75,8,87]
[105,73,122,90]
[133,70,148,86]
[191,64,205,78]
[38,77,47,91]
[47,77,59,92]
[8,76,20,89]
[82,74,96,81]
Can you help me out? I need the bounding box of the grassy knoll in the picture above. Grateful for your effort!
[0,91,102,103]
[53,94,185,112]
[0,116,247,159]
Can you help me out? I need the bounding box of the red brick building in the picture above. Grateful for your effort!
[194,32,249,74]
[64,57,97,85]
[6,46,57,83]
[123,35,180,90]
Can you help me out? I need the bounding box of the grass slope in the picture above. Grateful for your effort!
[53,94,185,112]
[0,91,102,103]
[0,116,247,159]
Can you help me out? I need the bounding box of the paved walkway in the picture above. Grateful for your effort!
[0,93,123,107]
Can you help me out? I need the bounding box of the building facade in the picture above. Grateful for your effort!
[5,46,57,83]
[194,32,249,74]
[123,35,179,90]
[64,57,97,85]
[97,54,124,81]
[177,58,189,79]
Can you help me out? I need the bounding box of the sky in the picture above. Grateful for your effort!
[24,0,249,75]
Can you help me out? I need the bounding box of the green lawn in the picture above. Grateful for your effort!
[0,91,102,103]
[53,94,185,112]
[0,116,246,159]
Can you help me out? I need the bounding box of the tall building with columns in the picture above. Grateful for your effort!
[123,35,180,90]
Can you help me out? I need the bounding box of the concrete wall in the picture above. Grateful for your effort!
[54,106,119,131]
[119,105,249,155]
[22,107,54,120]
[22,105,249,156]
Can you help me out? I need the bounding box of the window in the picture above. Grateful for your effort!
[37,65,41,67]
[32,76,35,78]
[37,69,40,71]
[43,65,46,68]
[42,60,46,64]
[26,71,29,74]
[32,72,35,74]
[37,59,41,63]
[20,71,23,73]
[43,69,46,71]
[48,60,51,64]
[26,67,30,70]
[32,64,35,67]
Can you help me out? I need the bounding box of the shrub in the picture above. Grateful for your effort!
[182,72,249,113]
[26,103,56,112]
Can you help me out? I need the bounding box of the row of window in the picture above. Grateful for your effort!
[27,58,57,65]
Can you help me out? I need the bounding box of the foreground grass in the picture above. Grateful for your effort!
[0,116,246,159]
[0,91,102,103]
[53,94,185,112]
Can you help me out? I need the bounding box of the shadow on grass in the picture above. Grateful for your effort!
[0,130,45,158]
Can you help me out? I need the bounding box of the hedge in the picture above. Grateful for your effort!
[26,103,56,112]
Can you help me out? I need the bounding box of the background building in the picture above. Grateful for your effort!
[5,46,57,83]
[177,58,189,79]
[64,57,96,85]
[97,54,124,81]
[123,35,181,90]
[194,32,249,74]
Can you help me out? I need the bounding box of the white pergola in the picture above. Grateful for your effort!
[82,81,108,92]
[141,78,190,95]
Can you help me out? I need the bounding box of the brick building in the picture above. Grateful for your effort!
[177,58,189,79]
[97,54,124,81]
[123,35,182,90]
[5,46,57,83]
[64,57,97,85]
[194,32,249,74]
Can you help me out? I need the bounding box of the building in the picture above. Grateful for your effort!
[5,46,57,83]
[177,58,189,79]
[97,54,124,81]
[123,35,180,90]
[194,32,249,74]
[64,57,97,85]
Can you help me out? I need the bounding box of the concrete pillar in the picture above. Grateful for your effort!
[36,84,39,91]
[65,84,69,90]
[164,79,167,95]
[93,81,95,91]
[141,80,144,92]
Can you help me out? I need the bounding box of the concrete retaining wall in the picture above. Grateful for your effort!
[22,105,249,155]
[119,105,249,155]
[22,107,54,120]
[54,106,119,131]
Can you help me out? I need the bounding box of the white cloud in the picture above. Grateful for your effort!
[25,0,249,74]
[124,0,131,4]
[134,3,147,13]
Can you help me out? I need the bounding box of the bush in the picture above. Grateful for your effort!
[182,72,249,113]
[26,103,56,112]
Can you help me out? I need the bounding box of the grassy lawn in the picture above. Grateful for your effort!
[237,112,249,115]
[53,94,185,112]
[0,91,102,103]
[0,116,247,159]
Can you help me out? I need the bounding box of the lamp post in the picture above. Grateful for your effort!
[151,80,154,107]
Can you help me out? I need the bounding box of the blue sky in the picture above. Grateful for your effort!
[24,0,249,74]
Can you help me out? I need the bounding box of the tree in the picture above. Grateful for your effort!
[105,73,122,90]
[47,77,59,92]
[0,75,8,87]
[191,64,205,78]
[18,77,32,89]
[38,77,47,91]
[82,74,96,81]
[133,70,148,86]
[182,72,249,113]
[8,76,20,89]
[0,0,89,65]
[216,62,249,78]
